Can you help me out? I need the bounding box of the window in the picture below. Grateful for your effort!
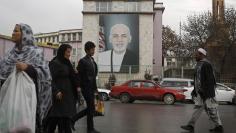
[126,2,139,12]
[73,33,76,41]
[77,48,82,58]
[129,81,141,88]
[68,34,71,41]
[78,33,82,41]
[61,34,65,42]
[72,48,76,55]
[190,81,194,86]
[143,82,155,88]
[162,81,188,87]
[175,81,188,87]
[162,81,175,87]
[167,58,172,66]
[96,2,111,12]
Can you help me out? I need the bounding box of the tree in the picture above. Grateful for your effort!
[183,12,213,48]
[182,8,236,56]
[162,26,180,57]
[225,8,236,46]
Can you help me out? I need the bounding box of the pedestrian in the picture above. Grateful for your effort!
[71,41,100,133]
[46,44,78,133]
[181,48,223,132]
[0,23,52,133]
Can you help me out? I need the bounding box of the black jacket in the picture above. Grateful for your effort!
[49,58,77,117]
[192,60,216,100]
[78,55,98,92]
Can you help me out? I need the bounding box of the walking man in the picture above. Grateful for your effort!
[72,41,100,133]
[181,48,223,132]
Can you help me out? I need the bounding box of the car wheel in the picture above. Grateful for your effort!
[120,93,131,103]
[99,92,109,101]
[163,94,175,105]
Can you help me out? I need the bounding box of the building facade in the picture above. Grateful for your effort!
[34,29,83,67]
[82,0,164,86]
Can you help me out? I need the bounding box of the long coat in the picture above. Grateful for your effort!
[49,58,77,117]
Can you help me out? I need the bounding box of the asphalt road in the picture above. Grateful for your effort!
[73,100,236,133]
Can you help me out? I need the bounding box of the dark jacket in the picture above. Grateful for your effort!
[49,58,77,117]
[78,55,98,92]
[192,60,216,100]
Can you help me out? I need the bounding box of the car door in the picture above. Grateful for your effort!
[140,81,161,100]
[128,81,143,98]
[215,84,233,102]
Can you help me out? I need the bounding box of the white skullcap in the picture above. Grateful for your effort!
[198,48,207,56]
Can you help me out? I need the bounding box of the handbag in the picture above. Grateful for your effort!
[94,94,105,116]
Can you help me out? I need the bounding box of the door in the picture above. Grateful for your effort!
[128,81,143,98]
[215,84,233,102]
[140,81,161,100]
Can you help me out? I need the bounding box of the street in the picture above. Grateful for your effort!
[74,100,236,133]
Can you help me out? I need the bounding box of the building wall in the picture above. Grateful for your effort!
[153,3,165,77]
[0,37,14,58]
[83,0,155,86]
[42,48,54,62]
[82,14,100,59]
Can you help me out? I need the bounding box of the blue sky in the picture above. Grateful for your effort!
[0,0,235,36]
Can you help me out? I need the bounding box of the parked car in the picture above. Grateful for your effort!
[183,83,235,104]
[160,78,194,89]
[98,88,111,101]
[109,80,185,105]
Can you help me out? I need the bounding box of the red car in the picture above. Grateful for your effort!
[109,80,185,105]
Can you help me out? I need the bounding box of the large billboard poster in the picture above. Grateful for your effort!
[98,14,139,73]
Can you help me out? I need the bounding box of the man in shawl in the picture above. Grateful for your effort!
[181,48,223,132]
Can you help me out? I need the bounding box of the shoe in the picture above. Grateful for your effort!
[87,129,101,133]
[181,125,194,132]
[209,125,223,132]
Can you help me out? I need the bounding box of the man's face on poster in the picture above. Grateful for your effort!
[109,24,132,54]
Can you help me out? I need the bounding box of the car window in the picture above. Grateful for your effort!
[129,81,141,88]
[175,81,188,87]
[161,81,188,87]
[190,81,194,86]
[161,81,176,86]
[142,82,155,88]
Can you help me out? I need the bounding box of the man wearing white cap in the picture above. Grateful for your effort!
[181,48,223,132]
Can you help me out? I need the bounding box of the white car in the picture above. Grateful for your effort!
[184,83,235,104]
[98,88,111,101]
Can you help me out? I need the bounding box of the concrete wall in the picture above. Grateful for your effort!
[153,3,165,77]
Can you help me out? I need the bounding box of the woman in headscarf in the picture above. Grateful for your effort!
[47,44,78,133]
[0,23,52,133]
